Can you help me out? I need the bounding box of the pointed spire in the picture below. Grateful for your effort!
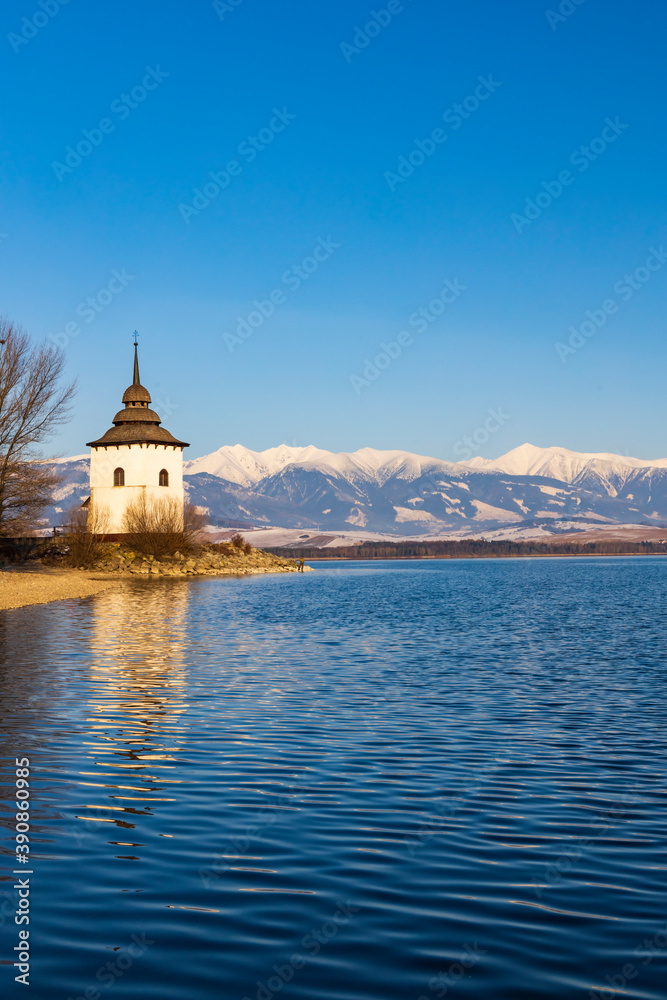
[121,332,151,406]
[132,332,140,386]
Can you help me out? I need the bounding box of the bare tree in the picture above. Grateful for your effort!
[122,493,207,557]
[0,318,76,535]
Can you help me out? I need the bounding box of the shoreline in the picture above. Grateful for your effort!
[0,555,308,611]
[0,568,120,611]
[5,550,661,610]
[298,552,667,561]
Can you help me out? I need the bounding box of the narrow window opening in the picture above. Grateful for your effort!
[159,469,169,487]
[113,468,125,487]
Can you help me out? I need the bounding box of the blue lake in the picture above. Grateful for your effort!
[1,558,666,999]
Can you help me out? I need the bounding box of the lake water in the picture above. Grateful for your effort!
[1,558,666,1000]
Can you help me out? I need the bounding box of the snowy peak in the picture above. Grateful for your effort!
[465,443,667,481]
[184,444,329,486]
[186,441,667,494]
[185,442,667,498]
[185,444,457,488]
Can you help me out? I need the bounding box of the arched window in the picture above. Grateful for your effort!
[159,469,169,487]
[113,467,125,487]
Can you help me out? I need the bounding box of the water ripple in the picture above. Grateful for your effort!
[0,559,666,999]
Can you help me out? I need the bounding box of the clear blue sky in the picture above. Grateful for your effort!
[1,0,665,461]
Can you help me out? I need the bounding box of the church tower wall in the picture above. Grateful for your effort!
[86,340,190,534]
[90,443,185,533]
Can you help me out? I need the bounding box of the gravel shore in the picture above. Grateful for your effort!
[0,569,119,611]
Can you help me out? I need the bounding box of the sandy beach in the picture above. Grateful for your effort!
[0,569,118,611]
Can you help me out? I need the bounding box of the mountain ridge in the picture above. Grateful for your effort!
[45,442,667,539]
[466,442,667,478]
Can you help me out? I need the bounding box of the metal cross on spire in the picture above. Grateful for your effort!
[133,330,139,346]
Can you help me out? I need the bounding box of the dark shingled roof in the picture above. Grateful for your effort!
[87,424,189,447]
[86,342,190,449]
[122,383,152,404]
[111,406,162,424]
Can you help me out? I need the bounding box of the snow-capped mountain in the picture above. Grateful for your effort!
[44,443,667,538]
[467,442,667,479]
[184,444,445,488]
[466,443,667,518]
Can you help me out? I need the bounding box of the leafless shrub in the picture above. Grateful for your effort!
[63,502,111,567]
[122,495,207,557]
[183,502,208,546]
[230,532,252,554]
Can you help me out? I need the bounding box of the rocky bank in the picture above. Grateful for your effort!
[82,543,308,578]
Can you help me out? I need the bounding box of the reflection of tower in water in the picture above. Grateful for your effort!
[75,584,191,850]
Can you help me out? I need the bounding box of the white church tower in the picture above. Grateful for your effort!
[86,338,189,533]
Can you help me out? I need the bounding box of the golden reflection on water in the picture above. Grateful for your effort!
[75,583,190,844]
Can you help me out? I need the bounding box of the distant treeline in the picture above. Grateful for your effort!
[265,538,667,560]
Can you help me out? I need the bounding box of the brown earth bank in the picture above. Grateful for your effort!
[547,525,667,544]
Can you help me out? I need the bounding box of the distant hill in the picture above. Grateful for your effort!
[266,537,667,560]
